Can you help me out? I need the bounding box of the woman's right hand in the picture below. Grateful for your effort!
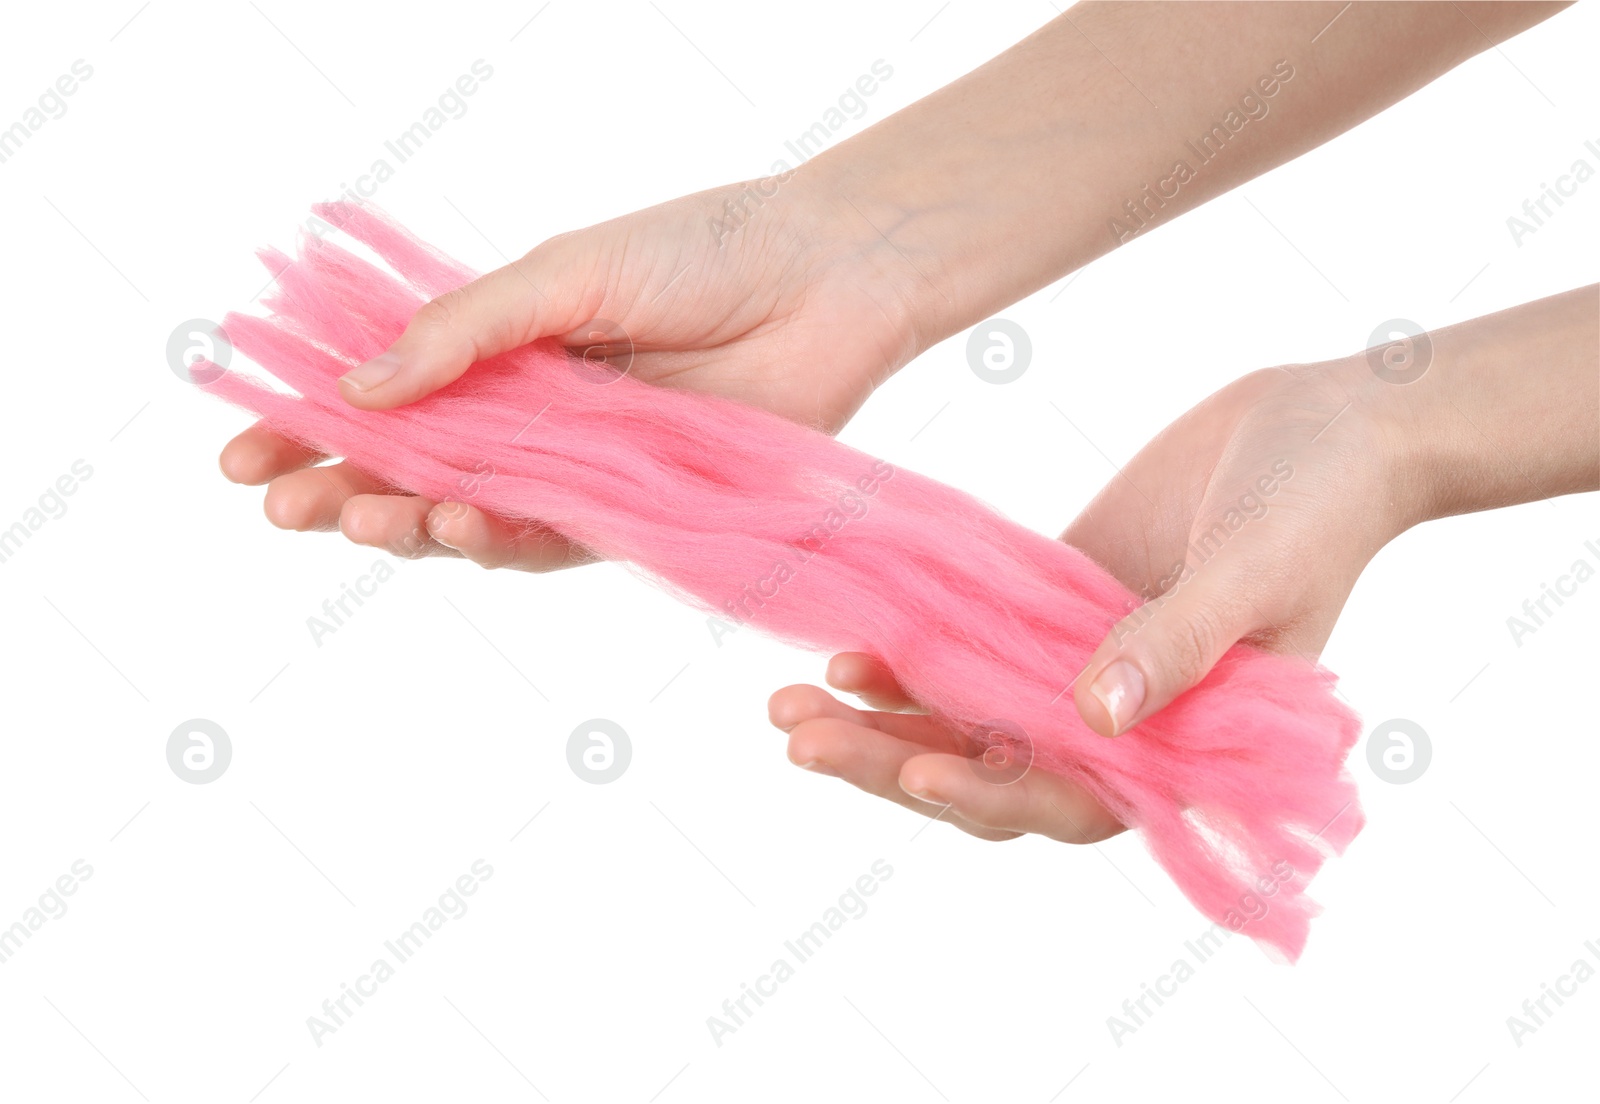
[769,285,1598,842]
[219,173,925,571]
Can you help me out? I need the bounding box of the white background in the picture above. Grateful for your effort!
[1,2,1596,1101]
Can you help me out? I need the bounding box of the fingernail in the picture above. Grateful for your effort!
[425,507,458,548]
[797,760,839,778]
[1090,660,1145,737]
[901,782,944,804]
[340,352,402,392]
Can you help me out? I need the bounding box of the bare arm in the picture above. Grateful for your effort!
[800,1,1572,349]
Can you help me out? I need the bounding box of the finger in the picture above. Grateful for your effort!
[824,652,925,713]
[341,493,454,560]
[785,718,1019,842]
[262,461,391,532]
[897,753,1124,844]
[767,683,969,753]
[424,500,597,574]
[337,240,590,409]
[1072,535,1262,739]
[220,423,326,485]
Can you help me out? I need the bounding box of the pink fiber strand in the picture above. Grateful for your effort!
[196,202,1363,960]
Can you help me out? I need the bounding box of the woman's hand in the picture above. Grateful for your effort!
[769,357,1410,842]
[219,176,920,570]
[217,0,1570,574]
[771,285,1597,845]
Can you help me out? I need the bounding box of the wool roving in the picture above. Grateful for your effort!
[196,202,1363,960]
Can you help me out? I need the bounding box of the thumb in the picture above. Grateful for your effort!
[1073,555,1259,738]
[338,242,590,409]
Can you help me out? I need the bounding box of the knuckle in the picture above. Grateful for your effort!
[1160,604,1224,687]
[408,288,497,368]
[410,294,461,337]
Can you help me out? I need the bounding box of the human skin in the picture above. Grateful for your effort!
[223,2,1566,552]
[770,286,1599,843]
[217,3,1574,725]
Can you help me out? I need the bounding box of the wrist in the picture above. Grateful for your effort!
[1347,286,1600,531]
[1321,354,1440,542]
[785,155,976,359]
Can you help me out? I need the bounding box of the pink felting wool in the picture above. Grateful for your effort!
[197,202,1363,960]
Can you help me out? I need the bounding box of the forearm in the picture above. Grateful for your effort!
[1370,285,1600,529]
[798,1,1568,350]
